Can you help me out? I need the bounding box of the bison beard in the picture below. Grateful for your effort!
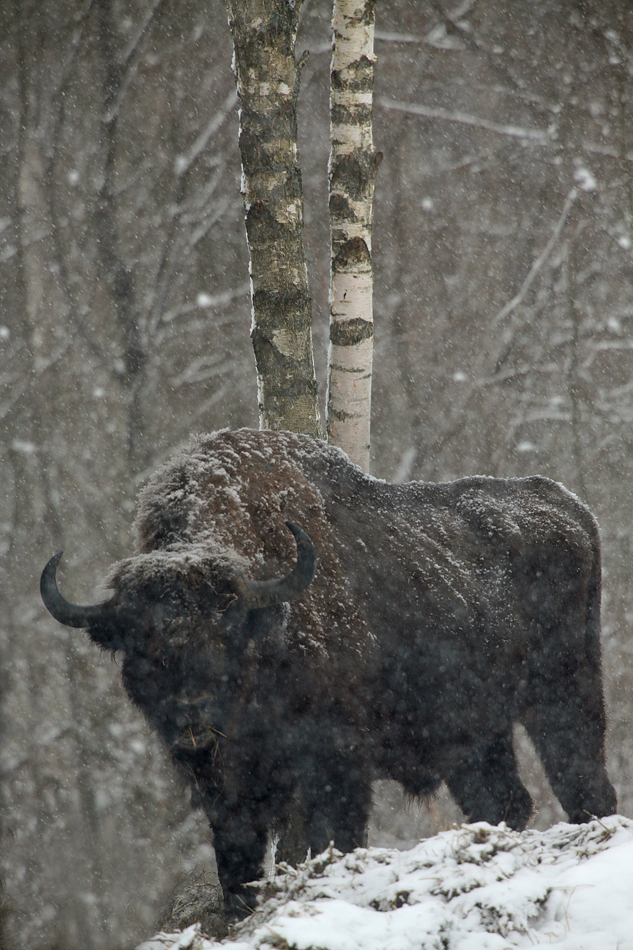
[41,429,617,918]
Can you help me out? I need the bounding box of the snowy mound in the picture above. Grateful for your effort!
[139,816,633,950]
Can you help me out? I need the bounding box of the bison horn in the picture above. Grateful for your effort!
[40,551,115,628]
[238,521,317,609]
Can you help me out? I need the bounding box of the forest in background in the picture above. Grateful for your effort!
[2,0,633,947]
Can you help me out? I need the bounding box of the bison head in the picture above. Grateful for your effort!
[41,521,317,742]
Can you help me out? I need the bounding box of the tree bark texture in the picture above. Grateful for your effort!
[226,0,323,438]
[326,0,380,472]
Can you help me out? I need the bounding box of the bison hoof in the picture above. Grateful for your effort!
[224,890,257,923]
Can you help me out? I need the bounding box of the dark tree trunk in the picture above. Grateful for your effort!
[226,0,323,437]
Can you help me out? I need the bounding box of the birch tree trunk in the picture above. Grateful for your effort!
[326,0,381,472]
[225,0,322,438]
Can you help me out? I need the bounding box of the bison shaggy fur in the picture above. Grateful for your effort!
[42,428,616,915]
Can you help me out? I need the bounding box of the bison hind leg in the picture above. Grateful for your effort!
[521,699,617,824]
[446,731,533,831]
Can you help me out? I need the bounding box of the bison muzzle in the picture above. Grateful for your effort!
[41,429,616,917]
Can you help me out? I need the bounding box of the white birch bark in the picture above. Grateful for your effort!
[326,0,381,471]
[225,0,323,438]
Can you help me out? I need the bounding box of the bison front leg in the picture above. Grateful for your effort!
[299,738,372,855]
[446,730,533,830]
[206,803,268,920]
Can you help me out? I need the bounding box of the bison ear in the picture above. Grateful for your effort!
[236,522,316,609]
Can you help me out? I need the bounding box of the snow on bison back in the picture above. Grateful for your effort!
[41,428,617,918]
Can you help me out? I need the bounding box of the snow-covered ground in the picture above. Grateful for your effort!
[138,816,633,950]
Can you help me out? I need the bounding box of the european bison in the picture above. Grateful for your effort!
[41,428,616,916]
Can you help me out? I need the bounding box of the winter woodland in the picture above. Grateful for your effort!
[2,1,633,947]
